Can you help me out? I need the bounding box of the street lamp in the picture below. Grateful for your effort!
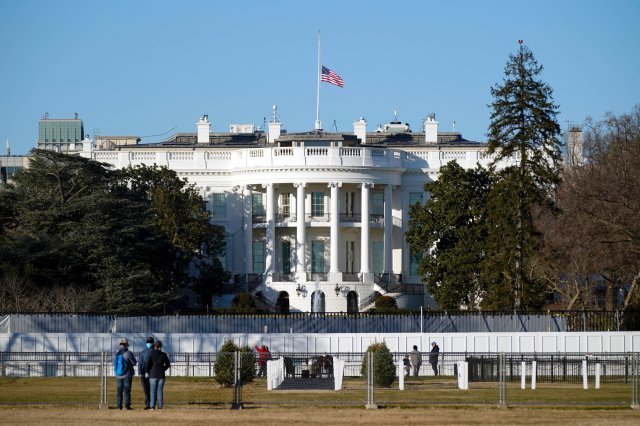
[335,284,350,297]
[296,283,307,298]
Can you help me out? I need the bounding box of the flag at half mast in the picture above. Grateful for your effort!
[321,66,344,88]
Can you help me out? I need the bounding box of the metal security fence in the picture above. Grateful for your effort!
[0,351,638,408]
[1,310,635,334]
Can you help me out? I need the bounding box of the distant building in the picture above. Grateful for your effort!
[0,155,28,185]
[37,113,85,152]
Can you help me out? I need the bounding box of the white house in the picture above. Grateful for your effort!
[79,112,516,313]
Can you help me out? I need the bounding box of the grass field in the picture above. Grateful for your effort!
[0,376,636,407]
[1,376,640,425]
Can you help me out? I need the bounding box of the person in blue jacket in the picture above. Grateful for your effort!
[114,337,137,410]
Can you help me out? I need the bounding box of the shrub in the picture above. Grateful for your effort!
[214,339,256,386]
[374,295,398,309]
[231,293,256,310]
[360,342,396,387]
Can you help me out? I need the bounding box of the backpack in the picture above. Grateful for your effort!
[114,352,128,376]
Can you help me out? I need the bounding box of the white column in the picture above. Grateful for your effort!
[264,183,275,278]
[360,182,372,277]
[295,183,306,282]
[243,185,253,274]
[383,184,393,274]
[329,182,341,278]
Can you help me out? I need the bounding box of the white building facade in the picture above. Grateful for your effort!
[79,114,515,313]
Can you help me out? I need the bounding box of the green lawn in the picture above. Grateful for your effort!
[0,376,636,408]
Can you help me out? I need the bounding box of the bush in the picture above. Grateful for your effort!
[360,342,396,387]
[374,295,398,309]
[214,339,256,386]
[231,293,256,310]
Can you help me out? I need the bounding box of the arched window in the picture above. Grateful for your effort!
[347,291,359,313]
[276,291,290,314]
[311,290,325,313]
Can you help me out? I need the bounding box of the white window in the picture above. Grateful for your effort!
[211,193,227,219]
[252,241,265,274]
[281,192,291,218]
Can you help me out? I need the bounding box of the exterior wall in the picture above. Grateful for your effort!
[79,144,518,312]
[1,332,638,354]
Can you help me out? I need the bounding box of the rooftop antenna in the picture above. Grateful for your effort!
[271,104,279,123]
[393,109,398,122]
[5,139,10,156]
[331,120,338,132]
[452,121,456,132]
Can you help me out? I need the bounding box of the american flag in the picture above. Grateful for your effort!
[321,66,344,88]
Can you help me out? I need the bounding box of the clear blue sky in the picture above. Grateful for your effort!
[1,0,639,154]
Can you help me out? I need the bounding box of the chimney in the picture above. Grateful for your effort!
[353,117,367,144]
[267,105,281,143]
[424,113,438,144]
[197,115,211,144]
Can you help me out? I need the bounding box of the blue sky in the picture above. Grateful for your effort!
[1,0,639,155]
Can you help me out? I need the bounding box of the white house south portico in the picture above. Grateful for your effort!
[80,112,517,313]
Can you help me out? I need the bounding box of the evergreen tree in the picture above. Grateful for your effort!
[485,42,563,309]
[406,162,492,309]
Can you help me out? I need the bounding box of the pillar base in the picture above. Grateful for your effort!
[360,272,374,283]
[328,272,343,283]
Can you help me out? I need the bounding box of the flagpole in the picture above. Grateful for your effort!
[315,30,321,131]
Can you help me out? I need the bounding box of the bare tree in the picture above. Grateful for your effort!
[535,106,640,309]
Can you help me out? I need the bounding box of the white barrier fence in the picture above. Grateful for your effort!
[2,331,639,353]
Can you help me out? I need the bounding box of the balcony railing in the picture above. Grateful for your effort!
[307,273,328,282]
[369,214,384,224]
[271,273,296,282]
[305,213,330,222]
[374,273,403,293]
[342,273,361,282]
[252,214,266,224]
[339,213,361,222]
[276,213,296,223]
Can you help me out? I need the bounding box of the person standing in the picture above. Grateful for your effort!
[145,340,171,410]
[410,345,421,377]
[138,336,155,410]
[430,342,440,376]
[403,354,411,377]
[254,344,271,377]
[114,337,137,410]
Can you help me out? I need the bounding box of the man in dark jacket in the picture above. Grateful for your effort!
[430,342,440,376]
[138,336,154,409]
[145,340,171,410]
[114,337,137,410]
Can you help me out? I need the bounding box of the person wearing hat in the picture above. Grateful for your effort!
[114,337,137,410]
[429,341,440,376]
[145,340,171,410]
[138,336,155,409]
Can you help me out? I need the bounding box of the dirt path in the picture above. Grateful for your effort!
[1,406,640,425]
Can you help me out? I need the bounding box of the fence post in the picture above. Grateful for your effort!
[100,351,108,409]
[365,351,378,409]
[232,351,243,409]
[632,352,639,410]
[520,361,526,390]
[582,359,589,390]
[531,361,537,390]
[497,352,507,408]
